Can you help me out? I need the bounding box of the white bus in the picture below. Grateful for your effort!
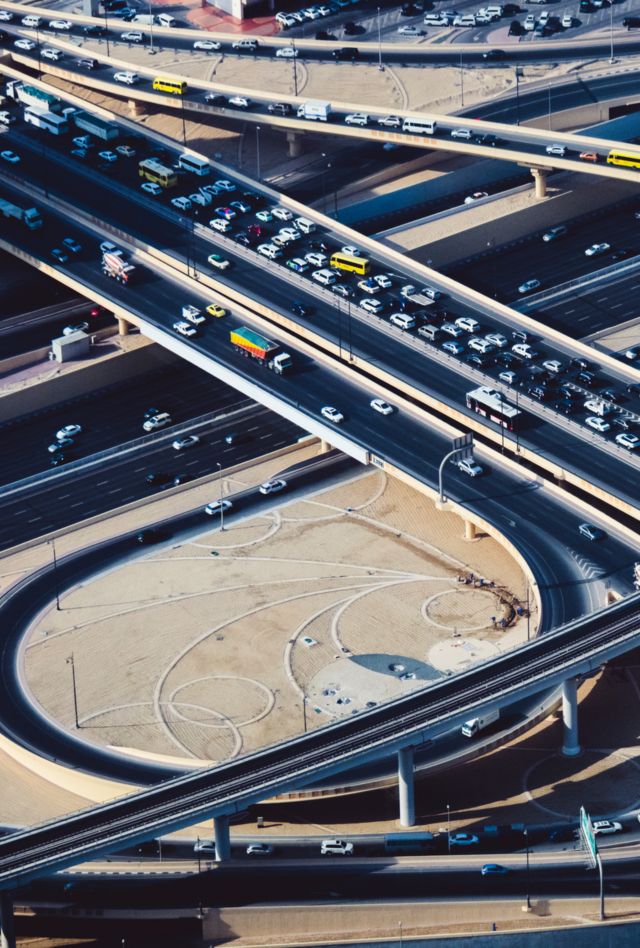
[178,152,210,176]
[466,386,521,431]
[402,117,437,136]
[24,108,68,135]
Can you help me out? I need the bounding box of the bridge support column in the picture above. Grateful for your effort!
[319,440,331,453]
[0,894,15,948]
[463,519,477,541]
[530,167,549,199]
[127,99,145,118]
[562,677,580,757]
[117,316,131,336]
[214,815,231,861]
[286,131,303,158]
[397,746,415,827]
[82,0,100,13]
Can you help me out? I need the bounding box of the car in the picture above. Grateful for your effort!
[114,71,139,85]
[229,96,251,109]
[172,196,193,212]
[62,323,89,336]
[464,192,488,204]
[312,268,336,286]
[141,181,163,197]
[468,337,494,355]
[136,529,169,545]
[205,93,226,106]
[378,115,402,128]
[49,18,72,29]
[246,843,274,856]
[458,457,484,477]
[0,10,13,20]
[57,424,82,440]
[517,279,542,297]
[359,298,385,315]
[332,284,353,299]
[481,863,510,876]
[624,347,640,361]
[41,47,63,61]
[358,278,381,296]
[374,274,393,290]
[116,145,136,158]
[485,333,508,349]
[585,243,611,257]
[173,321,197,337]
[579,151,599,163]
[542,225,567,243]
[542,359,564,374]
[121,30,144,42]
[441,322,463,338]
[98,150,118,164]
[143,413,172,433]
[321,405,344,424]
[455,316,480,333]
[206,303,227,318]
[442,340,464,356]
[398,24,425,35]
[498,369,517,385]
[276,46,298,57]
[611,248,636,262]
[545,143,566,157]
[259,478,287,495]
[204,499,233,516]
[562,13,573,27]
[193,39,221,50]
[145,472,171,486]
[214,206,237,220]
[305,251,327,267]
[14,38,36,50]
[449,833,479,847]
[615,432,640,450]
[477,134,504,148]
[624,15,640,27]
[0,150,19,164]
[182,305,205,326]
[230,201,251,214]
[216,180,237,192]
[277,226,301,243]
[585,415,611,433]
[232,39,259,50]
[370,398,394,415]
[207,253,231,270]
[451,128,473,141]
[48,437,73,455]
[82,24,106,35]
[50,452,71,467]
[320,838,353,855]
[272,206,293,221]
[511,343,538,360]
[287,258,310,274]
[291,302,312,317]
[482,48,505,60]
[173,435,201,451]
[256,210,273,223]
[341,245,361,256]
[50,248,69,264]
[258,243,282,260]
[592,820,623,836]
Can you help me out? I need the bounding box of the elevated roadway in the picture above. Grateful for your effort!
[6,44,640,187]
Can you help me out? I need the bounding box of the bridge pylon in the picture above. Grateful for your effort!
[398,745,415,827]
[214,814,231,861]
[0,893,15,948]
[562,677,581,757]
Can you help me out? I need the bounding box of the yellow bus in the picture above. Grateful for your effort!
[607,149,640,169]
[329,251,370,276]
[152,76,187,96]
[138,158,177,189]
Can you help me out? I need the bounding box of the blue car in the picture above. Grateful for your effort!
[481,864,510,876]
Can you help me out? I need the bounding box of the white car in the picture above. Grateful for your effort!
[312,268,336,286]
[114,71,139,85]
[377,115,402,128]
[468,337,494,354]
[616,432,640,450]
[257,243,282,260]
[498,370,517,385]
[358,278,381,295]
[210,218,231,233]
[14,38,36,50]
[398,24,425,35]
[143,413,171,432]
[485,332,508,348]
[359,298,384,315]
[98,150,118,163]
[451,128,473,140]
[511,343,537,360]
[370,398,394,415]
[305,251,327,267]
[524,14,536,29]
[278,226,301,243]
[246,843,273,855]
[49,18,72,29]
[345,113,369,127]
[173,435,200,450]
[259,478,287,495]
[205,499,233,516]
[173,321,197,337]
[256,210,273,223]
[0,10,14,20]
[229,96,251,109]
[121,30,144,42]
[585,415,611,433]
[542,359,563,374]
[373,274,393,289]
[272,206,293,221]
[73,135,92,149]
[449,833,479,847]
[0,150,19,164]
[57,424,82,440]
[464,191,488,204]
[518,278,541,294]
[207,253,230,270]
[99,240,120,255]
[276,46,298,57]
[457,457,484,477]
[193,39,221,50]
[341,244,361,256]
[172,196,192,211]
[215,180,236,192]
[455,316,480,333]
[116,145,136,158]
[592,820,623,836]
[585,243,611,257]
[41,47,63,61]
[562,14,573,27]
[321,405,344,424]
[182,305,205,325]
[441,322,463,338]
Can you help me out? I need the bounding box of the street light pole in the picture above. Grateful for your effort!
[515,67,521,125]
[256,125,261,180]
[547,84,552,131]
[446,804,451,853]
[460,52,464,107]
[148,1,156,54]
[524,828,531,909]
[609,0,614,64]
[217,462,225,531]
[292,39,298,96]
[66,654,79,729]
[50,538,60,610]
[377,7,384,71]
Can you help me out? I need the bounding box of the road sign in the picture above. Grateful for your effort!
[580,806,597,868]
[452,432,473,460]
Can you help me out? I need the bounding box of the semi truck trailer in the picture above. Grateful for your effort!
[461,708,500,738]
[0,198,43,229]
[297,100,331,122]
[230,327,292,374]
[101,250,135,284]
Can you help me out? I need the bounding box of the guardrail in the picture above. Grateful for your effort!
[515,255,640,312]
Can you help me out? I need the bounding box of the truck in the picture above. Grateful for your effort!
[101,250,135,284]
[6,80,62,114]
[461,708,500,738]
[400,284,437,310]
[230,326,292,374]
[73,110,119,142]
[0,198,43,229]
[24,108,69,135]
[296,100,332,122]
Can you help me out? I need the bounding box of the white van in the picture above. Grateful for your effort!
[295,216,316,234]
[402,117,437,135]
[179,153,210,176]
[21,14,41,27]
[132,13,155,25]
[485,4,504,16]
[157,13,177,26]
[584,398,613,417]
[320,838,354,855]
[390,313,416,330]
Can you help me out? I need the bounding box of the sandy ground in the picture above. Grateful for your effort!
[23,469,532,769]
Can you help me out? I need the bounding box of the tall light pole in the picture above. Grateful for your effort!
[609,0,614,64]
[217,462,225,532]
[459,52,464,107]
[50,538,60,610]
[256,125,261,180]
[547,84,552,130]
[292,39,298,96]
[524,828,531,910]
[446,804,451,853]
[66,654,79,729]
[515,67,522,125]
[148,1,156,54]
[104,7,110,57]
[377,7,384,71]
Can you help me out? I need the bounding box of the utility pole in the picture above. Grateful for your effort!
[256,125,261,180]
[460,51,464,107]
[66,654,79,729]
[292,39,298,96]
[377,7,384,71]
[609,0,614,64]
[446,804,451,853]
[524,828,531,910]
[50,538,60,610]
[148,0,155,54]
[515,67,522,125]
[217,462,225,531]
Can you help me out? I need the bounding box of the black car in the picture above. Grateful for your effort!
[466,353,490,369]
[291,302,313,317]
[145,472,171,486]
[267,102,292,116]
[343,21,359,34]
[173,474,194,486]
[575,370,598,388]
[136,529,169,545]
[554,399,576,415]
[495,351,517,368]
[611,247,636,261]
[144,406,165,420]
[600,387,624,403]
[548,826,576,843]
[482,49,505,60]
[50,453,71,467]
[401,2,420,13]
[315,30,336,39]
[623,16,640,28]
[613,414,634,431]
[77,57,99,70]
[234,232,252,247]
[503,3,522,13]
[224,431,251,446]
[205,93,227,106]
[309,239,331,253]
[477,134,504,147]
[83,24,106,35]
[627,383,640,397]
[570,356,592,372]
[508,20,524,35]
[333,46,359,60]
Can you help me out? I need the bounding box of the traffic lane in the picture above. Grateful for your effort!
[0,306,113,359]
[446,201,640,306]
[3,171,639,519]
[0,408,302,550]
[0,358,244,485]
[534,270,640,338]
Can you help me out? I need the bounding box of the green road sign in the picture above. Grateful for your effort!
[580,806,597,867]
